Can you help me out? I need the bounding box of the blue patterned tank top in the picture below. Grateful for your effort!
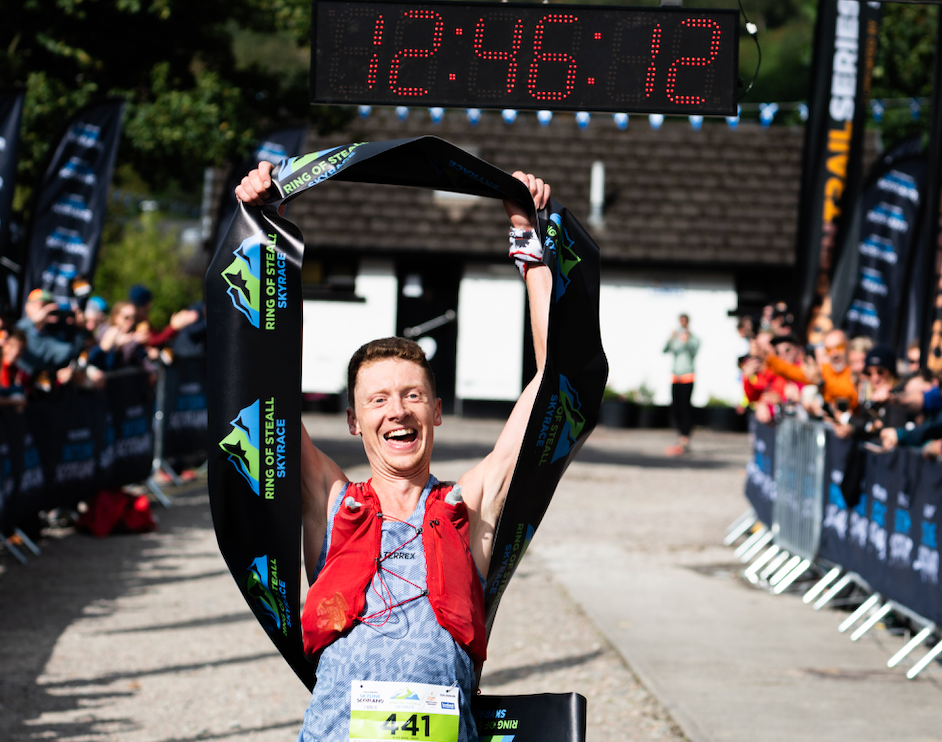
[297,476,481,742]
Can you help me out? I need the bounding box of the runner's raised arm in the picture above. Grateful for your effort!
[458,171,552,576]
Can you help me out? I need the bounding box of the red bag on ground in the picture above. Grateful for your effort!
[78,489,158,537]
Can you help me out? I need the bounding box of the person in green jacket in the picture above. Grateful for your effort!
[663,313,699,455]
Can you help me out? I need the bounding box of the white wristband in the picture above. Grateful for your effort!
[508,228,543,278]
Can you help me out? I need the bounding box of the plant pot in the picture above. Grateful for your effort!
[637,405,670,429]
[599,400,639,428]
[704,406,748,432]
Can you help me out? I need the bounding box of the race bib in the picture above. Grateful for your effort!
[350,680,460,742]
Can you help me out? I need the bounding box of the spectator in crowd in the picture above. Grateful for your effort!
[128,283,199,351]
[91,300,152,370]
[742,334,813,423]
[0,328,29,407]
[752,329,774,360]
[16,289,87,378]
[83,296,109,341]
[170,301,207,357]
[847,335,874,402]
[818,329,858,414]
[742,328,777,422]
[769,335,809,410]
[664,313,699,455]
[759,304,774,332]
[905,338,921,374]
[832,345,904,439]
[769,303,794,337]
[880,369,940,455]
[735,316,753,359]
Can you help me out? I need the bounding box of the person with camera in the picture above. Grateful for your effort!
[15,288,88,380]
[879,367,941,457]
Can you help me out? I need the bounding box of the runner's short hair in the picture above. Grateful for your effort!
[347,337,437,408]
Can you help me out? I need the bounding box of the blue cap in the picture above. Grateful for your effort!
[128,284,153,308]
[86,295,108,313]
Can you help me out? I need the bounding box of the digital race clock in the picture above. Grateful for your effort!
[310,1,740,115]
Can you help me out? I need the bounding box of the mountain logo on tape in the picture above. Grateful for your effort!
[537,375,586,466]
[544,213,581,303]
[222,232,263,328]
[222,229,289,331]
[219,399,261,495]
[246,554,292,635]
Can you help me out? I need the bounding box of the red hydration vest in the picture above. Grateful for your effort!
[301,480,487,667]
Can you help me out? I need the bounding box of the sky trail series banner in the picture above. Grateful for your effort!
[23,99,125,306]
[206,137,608,690]
[794,0,880,343]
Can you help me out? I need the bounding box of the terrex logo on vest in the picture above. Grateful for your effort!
[219,399,261,495]
[222,230,287,330]
[245,554,292,635]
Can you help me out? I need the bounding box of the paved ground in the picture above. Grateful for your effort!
[0,416,940,741]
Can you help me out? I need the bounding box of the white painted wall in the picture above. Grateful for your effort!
[599,273,741,407]
[300,261,742,410]
[300,260,397,394]
[455,264,526,401]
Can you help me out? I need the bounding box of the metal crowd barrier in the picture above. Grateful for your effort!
[741,417,827,593]
[729,419,942,680]
[148,354,208,504]
[773,417,827,559]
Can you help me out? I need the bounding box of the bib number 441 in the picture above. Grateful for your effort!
[382,713,431,737]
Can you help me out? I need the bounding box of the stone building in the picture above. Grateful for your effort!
[211,109,812,411]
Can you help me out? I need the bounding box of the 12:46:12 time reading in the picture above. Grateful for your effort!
[311,0,739,116]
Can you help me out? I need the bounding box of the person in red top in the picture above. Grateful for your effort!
[0,329,29,408]
[127,284,199,351]
[741,333,805,423]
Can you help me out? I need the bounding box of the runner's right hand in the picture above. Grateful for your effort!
[235,161,275,205]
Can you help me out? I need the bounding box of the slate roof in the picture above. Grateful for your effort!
[219,108,877,269]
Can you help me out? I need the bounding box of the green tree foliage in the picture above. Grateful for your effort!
[1,0,349,208]
[735,0,816,121]
[94,206,202,329]
[870,4,938,150]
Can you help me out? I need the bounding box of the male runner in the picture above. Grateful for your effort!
[236,163,552,742]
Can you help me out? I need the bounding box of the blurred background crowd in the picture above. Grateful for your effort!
[736,303,940,458]
[0,283,205,407]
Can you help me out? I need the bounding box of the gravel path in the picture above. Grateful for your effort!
[0,417,747,741]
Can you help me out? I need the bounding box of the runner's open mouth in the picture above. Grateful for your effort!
[384,428,417,443]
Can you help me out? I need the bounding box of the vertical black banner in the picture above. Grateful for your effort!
[207,203,306,685]
[162,355,209,458]
[919,13,942,376]
[207,137,607,689]
[794,1,880,342]
[839,154,926,344]
[213,126,307,253]
[23,99,125,304]
[0,89,25,310]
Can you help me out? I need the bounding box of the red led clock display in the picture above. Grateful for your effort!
[311,0,739,116]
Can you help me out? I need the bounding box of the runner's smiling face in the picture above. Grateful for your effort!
[347,358,442,479]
